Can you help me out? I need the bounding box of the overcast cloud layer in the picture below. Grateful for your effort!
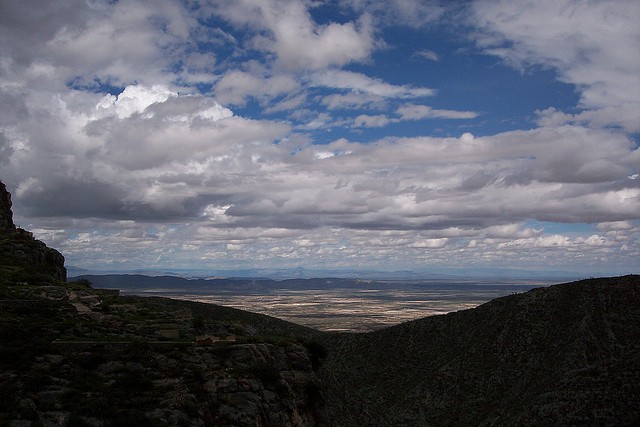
[1,0,638,275]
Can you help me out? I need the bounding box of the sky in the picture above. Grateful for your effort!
[0,0,638,277]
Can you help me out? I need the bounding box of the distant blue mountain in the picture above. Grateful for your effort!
[70,273,571,297]
[67,265,587,281]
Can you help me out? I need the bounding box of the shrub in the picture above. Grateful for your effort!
[303,339,328,369]
[251,361,281,384]
[71,278,93,288]
[305,380,324,403]
[192,314,205,332]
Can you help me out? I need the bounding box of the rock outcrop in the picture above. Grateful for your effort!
[0,180,66,282]
[0,180,14,230]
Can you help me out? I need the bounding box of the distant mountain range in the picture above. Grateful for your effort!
[69,273,559,296]
[70,274,375,294]
[67,265,588,281]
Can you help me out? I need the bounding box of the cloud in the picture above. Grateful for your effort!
[97,85,176,119]
[353,114,390,128]
[397,104,478,120]
[470,0,640,132]
[214,70,300,106]
[321,93,387,111]
[207,0,375,70]
[0,0,198,89]
[59,123,633,230]
[17,178,126,219]
[535,107,640,135]
[351,105,479,128]
[313,69,435,98]
[5,84,290,221]
[346,0,445,28]
[414,49,439,61]
[1,0,637,273]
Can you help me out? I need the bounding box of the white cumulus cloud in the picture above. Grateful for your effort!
[470,0,640,132]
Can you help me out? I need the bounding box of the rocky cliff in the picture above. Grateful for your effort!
[0,181,14,230]
[0,180,66,282]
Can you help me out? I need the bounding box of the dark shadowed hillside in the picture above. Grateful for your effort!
[322,275,640,426]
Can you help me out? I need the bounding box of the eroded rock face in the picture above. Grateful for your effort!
[206,343,327,426]
[0,180,14,231]
[0,180,66,282]
[9,230,67,282]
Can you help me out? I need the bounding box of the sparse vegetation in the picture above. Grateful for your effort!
[303,338,328,369]
[191,312,205,332]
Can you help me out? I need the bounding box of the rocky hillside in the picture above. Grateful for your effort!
[322,275,640,426]
[0,281,327,426]
[1,179,638,425]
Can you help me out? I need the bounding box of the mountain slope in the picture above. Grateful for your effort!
[322,275,640,425]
